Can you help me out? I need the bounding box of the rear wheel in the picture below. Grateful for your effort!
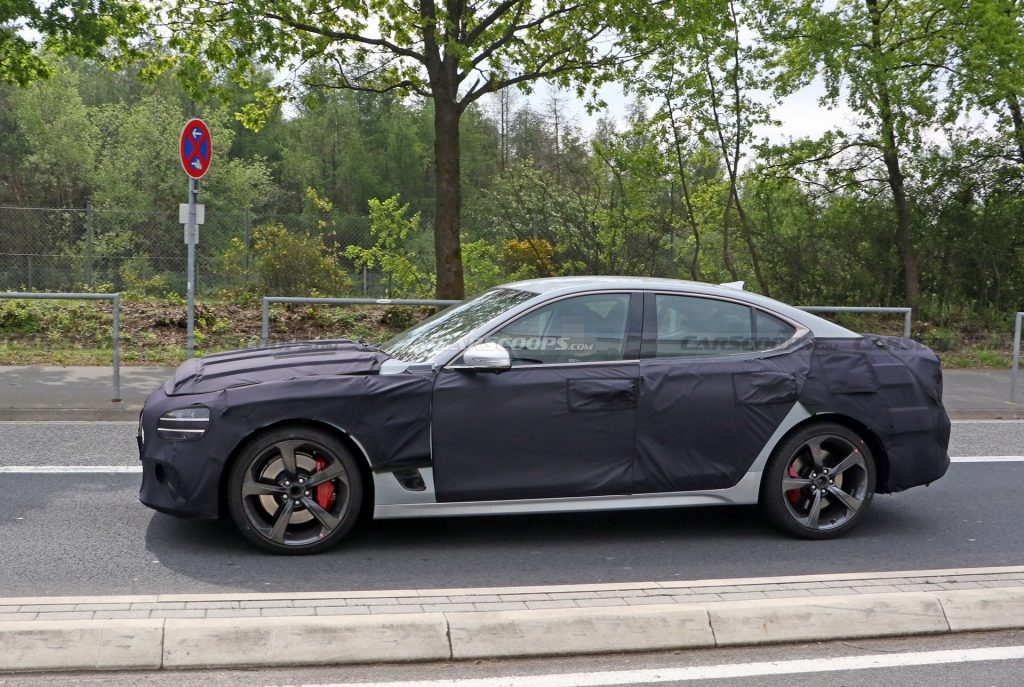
[227,426,363,554]
[760,421,876,539]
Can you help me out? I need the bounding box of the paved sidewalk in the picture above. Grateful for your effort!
[2,567,1023,622]
[2,567,1023,672]
[0,365,1022,420]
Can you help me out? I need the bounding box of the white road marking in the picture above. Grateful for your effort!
[265,646,1024,687]
[0,420,137,425]
[0,465,141,473]
[951,456,1024,462]
[1,419,1022,425]
[1,456,1022,474]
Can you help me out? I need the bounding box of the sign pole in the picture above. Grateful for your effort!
[186,178,199,358]
[179,118,211,360]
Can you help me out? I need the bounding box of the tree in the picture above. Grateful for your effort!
[944,0,1024,163]
[631,0,778,293]
[765,0,955,305]
[10,63,99,207]
[1,1,148,86]
[162,0,642,299]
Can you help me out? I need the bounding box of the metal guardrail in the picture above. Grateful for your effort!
[1013,312,1023,402]
[261,297,459,346]
[0,292,121,401]
[798,306,912,339]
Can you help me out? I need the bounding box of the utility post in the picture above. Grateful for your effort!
[185,178,200,358]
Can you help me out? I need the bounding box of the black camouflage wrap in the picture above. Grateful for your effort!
[139,334,949,519]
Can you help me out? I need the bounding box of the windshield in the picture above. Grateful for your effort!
[380,288,536,362]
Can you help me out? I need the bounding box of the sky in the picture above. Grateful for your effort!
[524,77,857,146]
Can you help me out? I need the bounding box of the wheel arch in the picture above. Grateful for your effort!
[217,419,376,519]
[771,413,890,494]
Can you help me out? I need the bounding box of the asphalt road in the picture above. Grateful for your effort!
[0,421,1021,597]
[2,630,1023,687]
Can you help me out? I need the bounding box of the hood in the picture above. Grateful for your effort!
[164,339,391,396]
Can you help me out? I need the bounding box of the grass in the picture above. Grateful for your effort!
[936,349,1011,369]
[0,298,427,366]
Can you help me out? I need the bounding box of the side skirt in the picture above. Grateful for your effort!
[373,470,763,520]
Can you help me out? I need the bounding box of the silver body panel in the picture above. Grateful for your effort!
[374,471,764,519]
[371,403,815,517]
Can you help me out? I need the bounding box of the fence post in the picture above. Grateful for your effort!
[1012,312,1022,402]
[112,293,121,402]
[85,201,94,288]
[261,298,270,346]
[903,309,912,339]
[244,209,252,283]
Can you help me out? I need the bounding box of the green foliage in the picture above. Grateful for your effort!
[223,223,352,297]
[461,240,502,295]
[0,1,149,87]
[10,63,98,206]
[0,299,111,344]
[345,196,434,298]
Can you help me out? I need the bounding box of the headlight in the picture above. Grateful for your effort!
[157,406,211,440]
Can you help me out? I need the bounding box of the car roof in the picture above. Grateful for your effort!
[501,276,860,338]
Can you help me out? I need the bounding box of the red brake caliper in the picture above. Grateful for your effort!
[787,465,801,503]
[314,457,336,510]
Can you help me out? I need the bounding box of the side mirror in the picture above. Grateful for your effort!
[460,342,511,371]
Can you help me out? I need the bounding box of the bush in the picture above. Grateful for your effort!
[222,223,352,297]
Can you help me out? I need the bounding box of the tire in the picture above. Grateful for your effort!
[227,426,364,554]
[759,421,876,540]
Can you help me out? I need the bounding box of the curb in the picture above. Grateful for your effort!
[2,586,1023,673]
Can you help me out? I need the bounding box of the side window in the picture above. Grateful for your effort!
[486,293,631,365]
[652,295,753,358]
[649,295,797,358]
[754,310,796,350]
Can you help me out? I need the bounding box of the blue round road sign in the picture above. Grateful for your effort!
[180,119,212,179]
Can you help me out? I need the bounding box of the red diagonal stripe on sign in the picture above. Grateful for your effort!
[185,128,211,167]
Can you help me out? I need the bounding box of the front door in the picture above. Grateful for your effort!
[431,292,642,502]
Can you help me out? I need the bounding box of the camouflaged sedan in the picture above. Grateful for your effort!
[138,277,950,553]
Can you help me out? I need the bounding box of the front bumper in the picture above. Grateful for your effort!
[138,387,227,520]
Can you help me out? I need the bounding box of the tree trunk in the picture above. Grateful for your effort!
[867,0,920,305]
[433,95,465,300]
[1006,93,1024,163]
[880,144,920,305]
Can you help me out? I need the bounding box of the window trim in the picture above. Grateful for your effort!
[444,290,643,370]
[640,291,809,360]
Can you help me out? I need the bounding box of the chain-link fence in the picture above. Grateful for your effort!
[0,205,394,297]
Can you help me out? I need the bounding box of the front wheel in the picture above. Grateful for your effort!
[227,426,363,554]
[760,421,876,539]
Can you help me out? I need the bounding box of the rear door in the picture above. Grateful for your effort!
[634,292,811,493]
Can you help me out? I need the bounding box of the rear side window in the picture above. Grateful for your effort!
[647,295,795,358]
[754,310,796,350]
